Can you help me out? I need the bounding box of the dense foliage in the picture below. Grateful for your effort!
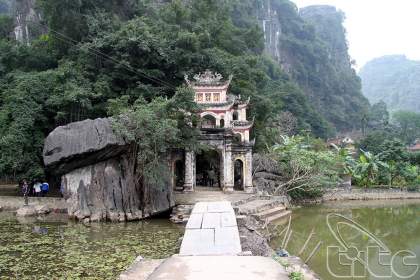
[360,55,420,113]
[359,107,420,151]
[109,87,199,188]
[355,105,420,188]
[257,135,341,200]
[258,111,419,200]
[0,0,364,181]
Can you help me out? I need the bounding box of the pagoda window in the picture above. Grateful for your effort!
[205,93,211,102]
[213,93,220,102]
[197,93,203,102]
[233,111,239,121]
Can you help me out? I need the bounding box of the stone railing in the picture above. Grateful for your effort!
[231,120,253,127]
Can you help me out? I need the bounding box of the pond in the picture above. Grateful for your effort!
[271,200,420,280]
[0,212,184,279]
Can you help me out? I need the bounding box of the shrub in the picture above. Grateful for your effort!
[289,271,304,280]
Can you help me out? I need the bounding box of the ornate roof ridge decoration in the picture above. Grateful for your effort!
[234,95,251,106]
[185,70,233,87]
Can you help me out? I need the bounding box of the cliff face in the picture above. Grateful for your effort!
[2,0,43,43]
[255,1,369,133]
[359,55,420,113]
[256,0,281,64]
[299,5,349,68]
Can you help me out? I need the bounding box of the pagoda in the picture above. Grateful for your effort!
[177,70,254,193]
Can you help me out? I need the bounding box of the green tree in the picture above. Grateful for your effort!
[108,87,199,187]
[368,101,389,129]
[392,111,420,143]
[0,62,96,180]
[379,139,409,186]
[353,150,388,188]
[410,152,420,166]
[0,15,12,38]
[268,135,340,197]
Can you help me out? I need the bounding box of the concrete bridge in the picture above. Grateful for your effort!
[121,201,289,280]
[179,201,241,256]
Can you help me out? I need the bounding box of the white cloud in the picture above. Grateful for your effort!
[292,0,420,68]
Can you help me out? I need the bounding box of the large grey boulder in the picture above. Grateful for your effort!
[43,118,128,174]
[62,151,174,222]
[252,154,284,195]
[44,117,175,222]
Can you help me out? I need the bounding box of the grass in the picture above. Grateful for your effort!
[289,271,304,280]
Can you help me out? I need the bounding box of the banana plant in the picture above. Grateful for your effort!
[354,150,389,188]
[331,144,356,176]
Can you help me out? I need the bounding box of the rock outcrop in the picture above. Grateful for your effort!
[13,0,45,43]
[43,118,128,174]
[44,118,174,222]
[252,153,285,195]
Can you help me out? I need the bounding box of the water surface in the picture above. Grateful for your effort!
[271,200,420,280]
[0,212,183,279]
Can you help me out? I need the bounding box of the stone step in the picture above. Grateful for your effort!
[254,205,286,220]
[238,199,283,215]
[265,210,292,223]
[231,195,261,207]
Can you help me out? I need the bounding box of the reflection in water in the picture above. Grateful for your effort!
[32,225,48,235]
[271,200,420,280]
[0,212,184,279]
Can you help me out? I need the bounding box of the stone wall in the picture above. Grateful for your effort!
[43,118,127,174]
[323,188,420,202]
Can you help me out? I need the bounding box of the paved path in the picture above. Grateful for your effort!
[147,256,288,280]
[179,201,241,256]
[120,200,289,280]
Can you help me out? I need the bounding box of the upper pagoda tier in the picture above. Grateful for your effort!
[185,70,233,104]
[186,70,254,143]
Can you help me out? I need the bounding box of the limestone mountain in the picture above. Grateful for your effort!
[359,55,420,113]
[258,1,369,133]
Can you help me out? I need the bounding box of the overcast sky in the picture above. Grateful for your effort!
[293,0,420,69]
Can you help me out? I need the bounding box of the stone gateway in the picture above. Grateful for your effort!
[178,70,254,193]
